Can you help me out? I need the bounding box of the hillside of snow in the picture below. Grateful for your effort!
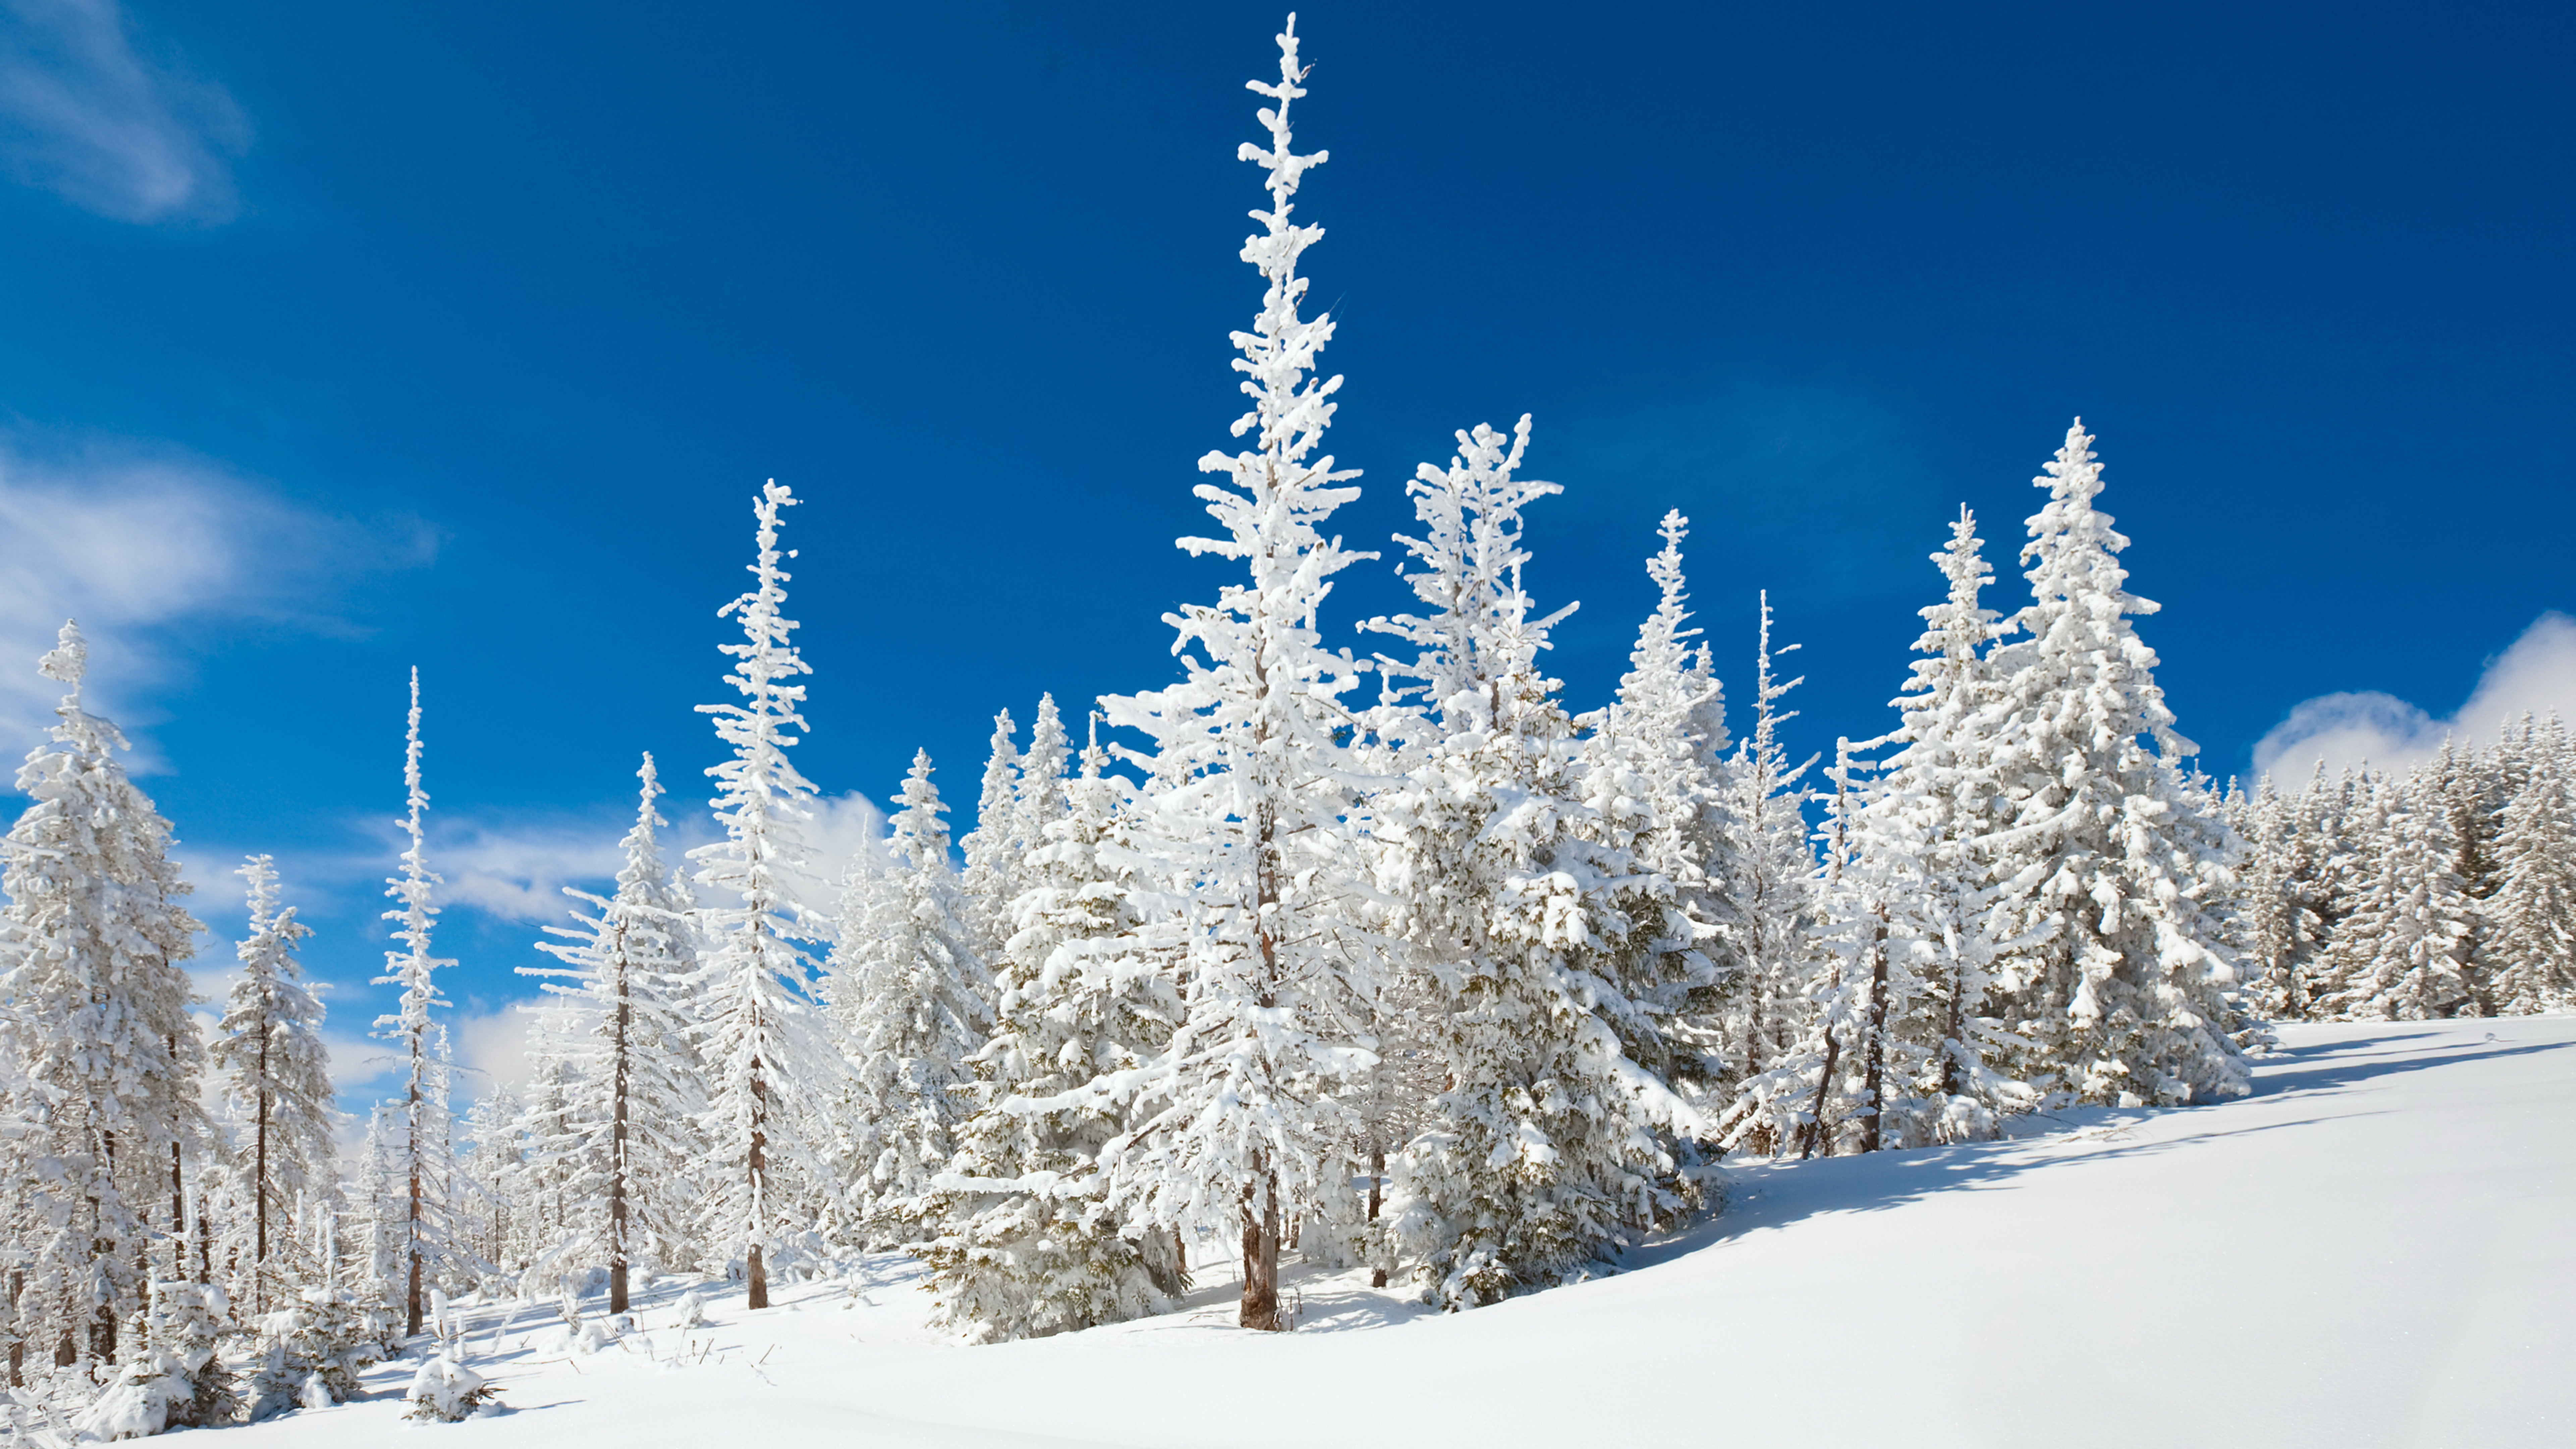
[240,1016,2571,1449]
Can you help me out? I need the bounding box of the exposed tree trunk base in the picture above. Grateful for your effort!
[747,1242,768,1311]
[1238,1174,1284,1332]
[1367,1144,1388,1288]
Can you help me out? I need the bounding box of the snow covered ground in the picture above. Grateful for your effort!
[246,1016,2571,1448]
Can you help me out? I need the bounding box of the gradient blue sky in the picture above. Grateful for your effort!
[0,0,2568,1104]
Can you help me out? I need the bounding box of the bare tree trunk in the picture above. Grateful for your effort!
[1800,1024,1841,1161]
[8,1270,21,1387]
[1367,1144,1388,1289]
[1237,784,1286,1334]
[609,923,633,1316]
[408,1032,425,1337]
[93,1129,117,1363]
[1238,1169,1282,1332]
[1859,911,1890,1155]
[170,1137,186,1282]
[745,1059,768,1311]
[254,1031,272,1311]
[1940,938,1966,1100]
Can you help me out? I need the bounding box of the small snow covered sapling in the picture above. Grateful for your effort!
[73,1281,245,1439]
[246,1289,394,1420]
[404,1352,501,1423]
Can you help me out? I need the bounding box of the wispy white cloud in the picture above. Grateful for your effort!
[384,785,886,928]
[448,1003,534,1105]
[0,433,438,764]
[0,0,247,224]
[2254,612,2576,782]
[381,790,891,1110]
[434,817,628,925]
[784,790,889,921]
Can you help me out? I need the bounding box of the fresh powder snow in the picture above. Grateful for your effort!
[217,1016,2571,1449]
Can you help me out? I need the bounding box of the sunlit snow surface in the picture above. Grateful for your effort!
[248,1017,2572,1448]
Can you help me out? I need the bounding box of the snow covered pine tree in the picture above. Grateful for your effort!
[1367,419,1703,1307]
[372,668,460,1337]
[826,750,991,1239]
[690,481,842,1310]
[1080,14,1379,1332]
[0,622,205,1370]
[1978,422,2246,1107]
[522,754,707,1314]
[210,857,334,1314]
[916,718,1183,1341]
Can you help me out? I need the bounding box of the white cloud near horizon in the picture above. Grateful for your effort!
[400,787,889,929]
[2254,611,2576,783]
[0,435,438,766]
[0,0,246,224]
[368,790,892,1110]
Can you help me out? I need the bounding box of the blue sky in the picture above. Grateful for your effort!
[0,0,2568,1106]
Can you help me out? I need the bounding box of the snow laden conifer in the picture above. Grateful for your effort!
[1977,422,2246,1106]
[1077,16,1378,1332]
[1707,595,1821,1146]
[2242,767,2339,1024]
[2314,772,2476,1019]
[74,1281,240,1438]
[0,621,205,1371]
[520,754,706,1314]
[1736,742,1900,1158]
[1737,512,2032,1153]
[210,856,334,1315]
[824,750,990,1239]
[1877,509,2029,1132]
[1016,695,1074,858]
[1575,510,1729,1094]
[689,480,840,1311]
[916,718,1182,1342]
[2482,716,2576,1012]
[1848,509,2029,1141]
[372,667,458,1337]
[958,697,1075,973]
[1367,418,1702,1308]
[957,709,1022,963]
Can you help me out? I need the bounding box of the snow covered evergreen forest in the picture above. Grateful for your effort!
[0,15,2569,1443]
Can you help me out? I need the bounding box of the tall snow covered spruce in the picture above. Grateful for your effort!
[521,754,707,1314]
[372,667,457,1337]
[1978,422,2247,1107]
[1710,594,1821,1147]
[210,856,334,1315]
[825,749,991,1239]
[0,622,205,1369]
[689,480,840,1311]
[1576,510,1732,1096]
[1367,420,1704,1308]
[1077,14,1378,1333]
[916,718,1183,1341]
[1732,511,2035,1155]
